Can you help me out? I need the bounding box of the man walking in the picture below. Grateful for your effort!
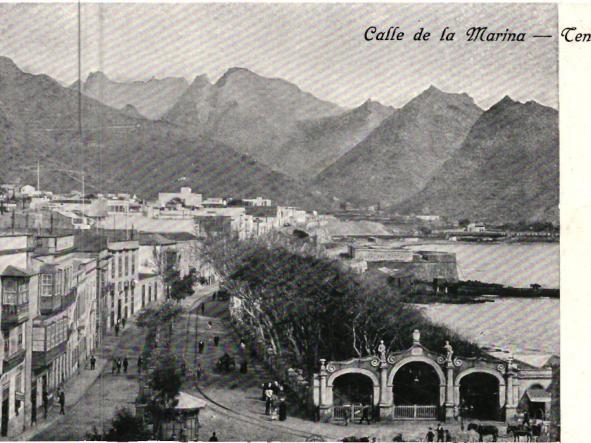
[264,384,274,415]
[436,423,444,442]
[58,389,65,415]
[426,427,435,442]
[90,355,96,370]
[123,357,129,374]
[114,322,120,337]
[360,404,371,425]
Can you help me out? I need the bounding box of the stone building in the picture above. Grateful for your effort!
[313,330,556,423]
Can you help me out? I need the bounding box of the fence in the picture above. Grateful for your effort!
[332,405,372,424]
[392,405,437,420]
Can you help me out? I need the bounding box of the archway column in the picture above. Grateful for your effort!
[318,359,331,421]
[378,362,393,419]
[444,363,455,419]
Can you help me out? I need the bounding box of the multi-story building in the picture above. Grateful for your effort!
[106,240,139,329]
[0,233,37,436]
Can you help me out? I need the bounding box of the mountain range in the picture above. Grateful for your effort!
[0,56,333,211]
[314,86,483,208]
[71,72,189,119]
[398,96,559,223]
[0,56,559,222]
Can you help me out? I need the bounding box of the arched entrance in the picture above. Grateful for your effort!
[392,362,440,406]
[459,372,500,420]
[389,358,445,420]
[333,373,375,406]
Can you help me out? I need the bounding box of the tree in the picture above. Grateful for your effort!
[145,350,184,438]
[85,408,151,441]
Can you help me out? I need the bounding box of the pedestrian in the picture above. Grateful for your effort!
[114,322,120,337]
[445,429,453,443]
[123,357,129,374]
[197,364,203,380]
[436,423,444,442]
[392,434,403,442]
[42,390,48,419]
[208,431,218,442]
[264,384,274,415]
[214,336,220,346]
[112,358,117,375]
[58,389,65,415]
[279,399,287,421]
[360,404,371,425]
[273,380,280,394]
[137,355,143,374]
[117,358,122,374]
[201,303,205,315]
[90,355,96,370]
[122,317,126,329]
[426,427,435,442]
[198,340,205,354]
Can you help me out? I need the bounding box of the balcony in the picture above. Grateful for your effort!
[40,287,78,316]
[1,302,29,330]
[3,348,26,372]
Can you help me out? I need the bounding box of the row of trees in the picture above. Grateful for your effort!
[201,232,481,375]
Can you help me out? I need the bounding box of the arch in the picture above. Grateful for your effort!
[327,367,379,388]
[387,356,446,387]
[454,367,506,408]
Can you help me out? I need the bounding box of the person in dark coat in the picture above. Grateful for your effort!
[90,355,96,370]
[42,391,49,419]
[123,357,129,373]
[112,358,117,375]
[201,303,205,315]
[426,428,435,442]
[114,323,120,337]
[197,364,203,380]
[58,390,65,415]
[360,405,371,425]
[208,431,218,442]
[444,430,452,442]
[117,358,122,374]
[121,317,126,329]
[198,340,205,353]
[436,423,444,442]
[278,399,287,421]
[137,355,142,374]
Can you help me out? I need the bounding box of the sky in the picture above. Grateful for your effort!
[0,3,558,109]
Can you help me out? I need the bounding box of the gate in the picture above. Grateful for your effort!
[392,405,437,420]
[332,404,373,423]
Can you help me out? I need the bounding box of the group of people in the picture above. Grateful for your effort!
[262,381,287,421]
[111,356,130,375]
[425,424,452,442]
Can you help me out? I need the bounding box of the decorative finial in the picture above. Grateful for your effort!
[320,359,326,372]
[413,329,421,344]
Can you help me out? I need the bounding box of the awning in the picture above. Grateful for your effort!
[526,388,551,402]
[175,391,207,411]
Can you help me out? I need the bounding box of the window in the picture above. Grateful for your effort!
[2,278,28,304]
[154,283,158,300]
[41,274,53,297]
[125,253,129,276]
[111,258,115,279]
[3,332,9,355]
[118,255,122,278]
[55,269,63,296]
[148,286,152,302]
[18,325,24,350]
[131,252,136,275]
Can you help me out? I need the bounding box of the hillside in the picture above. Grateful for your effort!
[163,67,344,176]
[0,56,334,211]
[313,86,483,208]
[272,99,394,180]
[397,96,559,223]
[72,71,189,119]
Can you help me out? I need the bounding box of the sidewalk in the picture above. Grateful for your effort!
[14,358,108,441]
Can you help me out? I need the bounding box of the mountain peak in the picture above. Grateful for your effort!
[86,71,110,83]
[190,73,211,87]
[0,56,21,75]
